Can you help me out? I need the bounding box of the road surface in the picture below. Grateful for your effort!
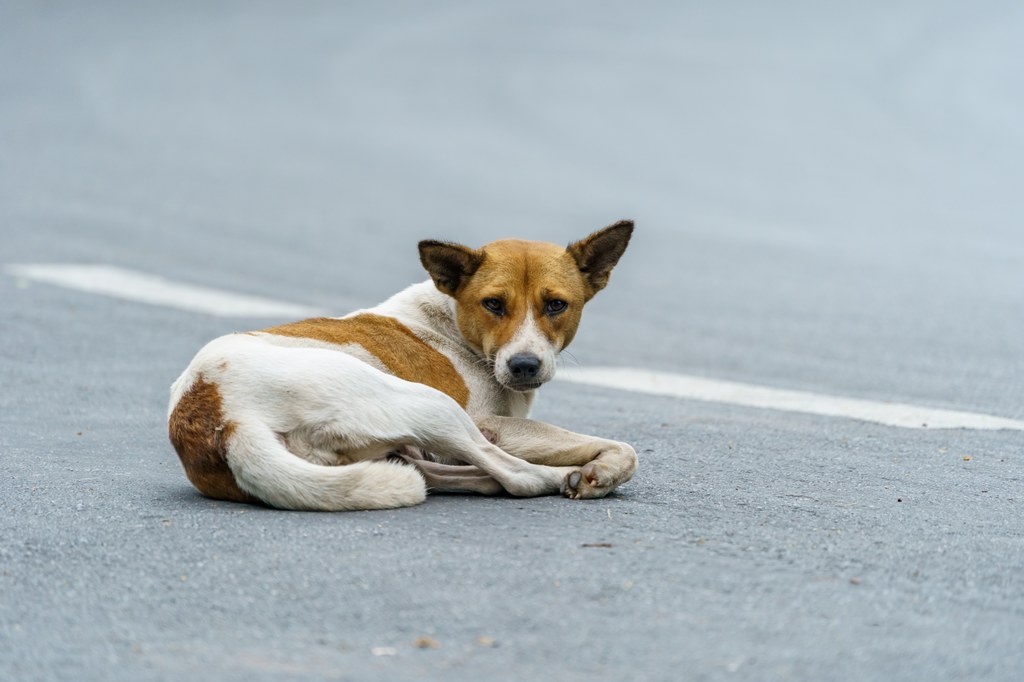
[2,2,1023,680]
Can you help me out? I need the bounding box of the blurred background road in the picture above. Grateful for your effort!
[2,2,1022,680]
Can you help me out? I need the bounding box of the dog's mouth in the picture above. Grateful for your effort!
[505,378,540,391]
[501,379,545,392]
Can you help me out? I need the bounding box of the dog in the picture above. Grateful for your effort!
[167,220,638,510]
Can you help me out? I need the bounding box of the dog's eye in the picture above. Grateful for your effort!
[482,298,505,315]
[545,299,568,315]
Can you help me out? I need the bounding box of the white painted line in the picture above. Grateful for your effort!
[7,263,1021,431]
[5,264,324,318]
[556,367,1024,431]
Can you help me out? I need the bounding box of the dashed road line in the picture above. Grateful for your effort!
[557,367,1024,431]
[6,264,323,318]
[8,262,1022,431]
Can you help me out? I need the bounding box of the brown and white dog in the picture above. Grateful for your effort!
[167,220,637,510]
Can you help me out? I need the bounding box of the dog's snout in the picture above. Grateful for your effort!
[508,353,541,380]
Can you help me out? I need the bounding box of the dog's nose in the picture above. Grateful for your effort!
[507,353,541,380]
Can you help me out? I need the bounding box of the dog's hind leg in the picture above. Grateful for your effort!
[389,446,501,495]
[391,450,503,495]
[232,345,572,499]
[473,416,638,499]
[365,383,575,497]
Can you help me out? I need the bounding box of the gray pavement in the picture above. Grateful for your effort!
[2,2,1023,680]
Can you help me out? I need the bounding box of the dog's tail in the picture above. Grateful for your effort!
[225,420,426,511]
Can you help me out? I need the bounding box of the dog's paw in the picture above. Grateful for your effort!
[562,442,638,499]
[560,460,617,500]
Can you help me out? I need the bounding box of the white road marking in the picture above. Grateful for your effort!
[557,367,1024,431]
[5,264,324,318]
[7,262,1022,431]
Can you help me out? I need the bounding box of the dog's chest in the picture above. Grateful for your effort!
[457,361,535,419]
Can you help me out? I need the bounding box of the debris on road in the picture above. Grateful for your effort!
[412,637,439,649]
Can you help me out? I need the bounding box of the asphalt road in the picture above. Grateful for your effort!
[2,2,1023,680]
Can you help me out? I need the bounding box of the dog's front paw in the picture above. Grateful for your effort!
[561,443,637,500]
[560,460,614,500]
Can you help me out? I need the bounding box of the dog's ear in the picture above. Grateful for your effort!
[419,240,485,295]
[567,220,634,299]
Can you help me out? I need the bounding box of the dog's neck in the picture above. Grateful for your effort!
[372,280,466,348]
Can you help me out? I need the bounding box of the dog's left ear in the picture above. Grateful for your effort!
[419,240,485,296]
[567,219,634,299]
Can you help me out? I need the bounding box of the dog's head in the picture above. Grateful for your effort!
[419,220,633,391]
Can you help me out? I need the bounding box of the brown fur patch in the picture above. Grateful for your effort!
[168,378,257,503]
[262,314,470,408]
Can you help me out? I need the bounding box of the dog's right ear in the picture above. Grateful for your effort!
[419,240,485,296]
